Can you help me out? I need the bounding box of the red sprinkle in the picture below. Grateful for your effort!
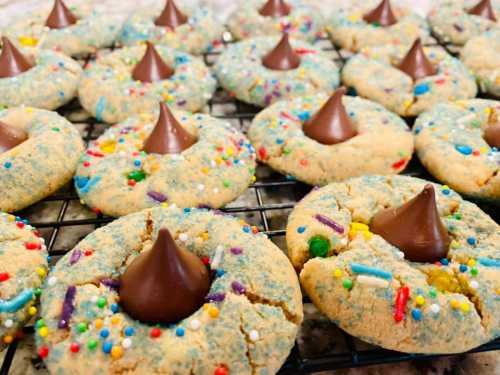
[214,366,229,375]
[150,328,161,338]
[258,146,268,160]
[295,48,317,55]
[128,179,137,187]
[84,250,93,257]
[0,273,10,282]
[392,159,407,170]
[300,159,308,166]
[25,242,41,250]
[280,111,299,122]
[82,161,90,167]
[472,150,480,156]
[38,346,49,358]
[434,78,446,85]
[201,256,210,266]
[394,286,410,323]
[70,343,80,353]
[16,222,25,229]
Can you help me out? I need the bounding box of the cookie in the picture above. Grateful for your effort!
[36,206,303,374]
[248,89,414,185]
[227,0,324,42]
[286,174,500,353]
[0,107,84,212]
[414,99,500,200]
[428,0,499,46]
[74,103,256,217]
[342,40,477,116]
[1,212,47,348]
[327,0,431,52]
[78,42,216,124]
[0,37,82,111]
[2,0,120,57]
[214,34,340,108]
[461,28,500,97]
[118,0,224,55]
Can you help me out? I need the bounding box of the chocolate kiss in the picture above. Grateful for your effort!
[468,0,497,22]
[0,120,28,153]
[45,0,78,29]
[262,33,301,71]
[302,87,357,145]
[119,228,210,324]
[142,102,196,154]
[397,38,437,81]
[259,0,291,17]
[484,113,500,149]
[363,0,398,27]
[155,0,188,29]
[0,37,34,78]
[371,184,450,263]
[131,42,174,83]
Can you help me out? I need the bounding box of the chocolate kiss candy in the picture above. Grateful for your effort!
[143,102,196,154]
[259,0,291,17]
[155,0,188,29]
[0,37,34,78]
[371,184,450,263]
[119,228,210,324]
[262,33,301,71]
[131,42,174,83]
[397,38,437,81]
[363,0,398,27]
[468,0,497,22]
[302,87,357,145]
[484,114,500,149]
[45,0,78,29]
[0,121,28,153]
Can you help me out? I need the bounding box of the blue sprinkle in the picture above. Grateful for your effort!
[100,329,110,338]
[74,176,89,189]
[349,112,355,117]
[276,138,284,145]
[58,62,65,67]
[183,208,191,213]
[286,175,297,181]
[124,327,135,336]
[76,176,101,194]
[441,189,450,195]
[102,341,113,354]
[118,138,125,143]
[297,226,306,234]
[47,256,52,263]
[350,263,392,280]
[459,264,468,273]
[3,161,12,169]
[414,127,421,134]
[455,144,472,155]
[411,308,422,321]
[440,258,449,266]
[215,269,225,277]
[477,258,500,267]
[467,237,476,246]
[58,91,65,97]
[243,226,251,233]
[0,289,33,313]
[95,96,106,122]
[175,327,185,337]
[110,303,119,313]
[175,55,190,64]
[297,111,310,121]
[134,160,141,167]
[414,83,430,96]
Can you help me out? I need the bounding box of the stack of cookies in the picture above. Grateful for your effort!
[0,1,498,374]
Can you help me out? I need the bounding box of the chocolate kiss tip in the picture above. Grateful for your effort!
[468,0,497,22]
[0,120,28,153]
[397,38,437,81]
[363,0,398,27]
[155,0,188,29]
[262,33,301,71]
[119,227,210,324]
[142,102,196,155]
[45,0,78,29]
[131,42,174,83]
[302,87,357,145]
[259,0,291,17]
[371,183,450,263]
[0,37,34,78]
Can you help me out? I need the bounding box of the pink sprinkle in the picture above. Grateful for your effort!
[230,247,243,255]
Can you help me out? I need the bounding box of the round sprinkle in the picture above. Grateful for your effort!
[111,346,123,359]
[450,299,460,309]
[3,336,13,344]
[429,287,437,298]
[440,258,449,266]
[87,339,98,350]
[208,306,219,318]
[176,327,185,337]
[38,346,49,358]
[38,327,49,337]
[77,323,87,333]
[308,235,330,258]
[47,276,57,286]
[94,319,104,329]
[466,237,476,246]
[102,341,113,354]
[97,297,107,308]
[467,259,476,267]
[4,319,13,328]
[333,269,342,278]
[28,306,37,315]
[415,295,425,306]
[70,342,80,353]
[297,226,306,234]
[190,319,201,330]
[459,264,468,273]
[411,308,422,321]
[178,233,188,241]
[470,268,479,276]
[249,330,259,342]
[214,367,229,375]
[110,303,119,313]
[429,304,440,314]
[460,303,470,313]
[470,280,479,289]
[342,279,353,290]
[100,328,110,338]
[150,327,161,338]
[124,327,135,336]
[122,338,132,349]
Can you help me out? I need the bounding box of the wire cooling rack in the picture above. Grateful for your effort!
[1,34,499,375]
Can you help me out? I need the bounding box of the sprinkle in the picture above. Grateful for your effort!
[214,366,229,375]
[147,191,167,203]
[178,233,188,242]
[455,144,472,155]
[122,338,132,349]
[100,278,120,290]
[38,327,49,337]
[207,305,219,318]
[314,214,344,234]
[3,336,13,344]
[297,226,306,233]
[127,170,146,182]
[29,306,37,315]
[38,346,49,358]
[95,97,106,122]
[124,327,135,336]
[3,161,12,169]
[69,249,82,266]
[333,269,342,278]
[100,328,110,338]
[308,235,330,258]
[459,264,468,272]
[176,327,185,337]
[102,341,113,354]
[470,280,479,289]
[477,258,500,267]
[0,289,34,313]
[58,286,76,329]
[96,297,107,308]
[77,323,87,333]
[470,267,479,276]
[440,258,449,266]
[249,330,259,342]
[230,247,243,255]
[150,327,161,338]
[350,263,392,280]
[87,339,98,350]
[394,286,410,323]
[211,245,224,269]
[190,319,201,330]
[467,237,476,246]
[342,279,353,290]
[450,299,460,309]
[111,303,119,313]
[0,273,10,282]
[111,346,123,359]
[356,275,389,288]
[70,343,80,353]
[206,292,226,302]
[411,308,422,321]
[460,303,470,313]
[4,319,13,328]
[429,304,440,314]
[231,281,246,295]
[414,83,430,95]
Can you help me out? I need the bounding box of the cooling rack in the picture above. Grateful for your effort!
[1,34,499,375]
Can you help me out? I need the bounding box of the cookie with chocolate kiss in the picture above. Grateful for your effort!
[262,33,301,71]
[142,102,197,154]
[302,87,357,145]
[0,121,28,153]
[119,227,210,324]
[45,0,78,29]
[468,0,497,22]
[131,42,174,83]
[259,0,291,18]
[363,0,398,27]
[155,0,188,29]
[371,184,450,263]
[0,37,34,78]
[397,38,437,81]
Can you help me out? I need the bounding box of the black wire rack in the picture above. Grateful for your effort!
[1,33,499,375]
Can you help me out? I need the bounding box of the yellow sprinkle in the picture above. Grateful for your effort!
[363,231,373,240]
[251,175,256,183]
[7,215,15,222]
[350,223,368,231]
[111,316,120,325]
[160,202,169,208]
[333,269,342,278]
[201,167,209,175]
[479,146,489,155]
[226,147,234,156]
[207,306,219,318]
[28,306,37,315]
[415,295,425,306]
[3,335,13,344]
[403,99,413,110]
[450,240,460,249]
[215,157,223,165]
[99,140,116,154]
[36,267,47,277]
[484,107,492,116]
[201,232,209,241]
[39,327,49,337]
[347,14,361,22]
[25,107,33,113]
[460,303,470,313]
[18,36,38,47]
[467,259,476,267]
[111,346,123,359]
[450,299,460,309]
[94,319,104,329]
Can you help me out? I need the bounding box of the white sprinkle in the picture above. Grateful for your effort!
[197,184,205,191]
[47,276,57,286]
[210,160,217,168]
[178,233,188,242]
[190,319,201,330]
[4,319,13,328]
[122,338,132,349]
[91,296,98,303]
[249,330,259,342]
[118,151,126,157]
[470,280,479,289]
[356,275,389,288]
[339,237,348,246]
[213,188,219,193]
[430,304,440,314]
[396,251,405,259]
[211,245,224,269]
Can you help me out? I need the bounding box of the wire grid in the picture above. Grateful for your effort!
[1,34,500,375]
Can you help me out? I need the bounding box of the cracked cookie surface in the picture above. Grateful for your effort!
[414,99,500,200]
[248,93,414,185]
[342,44,477,117]
[37,206,303,374]
[286,175,499,353]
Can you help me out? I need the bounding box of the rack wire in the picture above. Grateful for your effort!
[1,34,499,375]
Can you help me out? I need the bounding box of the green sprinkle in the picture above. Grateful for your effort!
[51,127,60,132]
[454,213,462,220]
[283,148,291,155]
[429,287,437,298]
[77,323,87,333]
[35,319,45,329]
[87,339,98,350]
[223,180,231,188]
[308,235,330,258]
[127,170,146,182]
[34,288,42,297]
[398,151,407,157]
[470,267,478,276]
[470,119,481,128]
[96,297,107,308]
[342,279,353,290]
